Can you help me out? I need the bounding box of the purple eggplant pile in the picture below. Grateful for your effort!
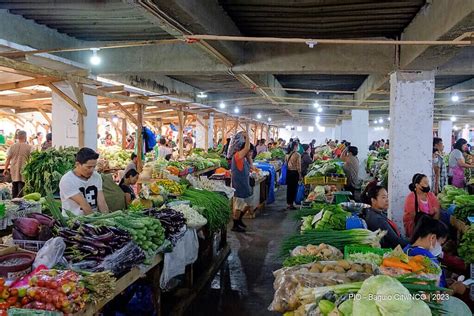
[58,222,131,263]
[144,208,187,245]
[12,213,55,241]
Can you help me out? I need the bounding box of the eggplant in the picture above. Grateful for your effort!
[12,228,34,240]
[27,213,55,227]
[13,218,40,237]
[37,225,53,241]
[92,231,114,242]
[77,244,99,255]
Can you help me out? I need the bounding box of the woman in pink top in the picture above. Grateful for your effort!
[403,173,440,238]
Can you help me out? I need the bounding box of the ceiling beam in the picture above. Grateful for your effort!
[0,77,55,92]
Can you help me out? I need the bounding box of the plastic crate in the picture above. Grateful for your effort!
[7,308,62,316]
[13,240,46,252]
[344,245,391,259]
[325,176,347,185]
[304,176,326,185]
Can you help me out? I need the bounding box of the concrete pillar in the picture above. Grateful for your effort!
[438,120,453,153]
[351,110,369,179]
[51,82,97,150]
[334,124,342,141]
[388,71,435,233]
[461,127,469,142]
[341,119,352,141]
[195,114,206,149]
[208,114,214,148]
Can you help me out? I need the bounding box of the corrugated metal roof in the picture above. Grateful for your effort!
[0,0,173,41]
[219,0,426,38]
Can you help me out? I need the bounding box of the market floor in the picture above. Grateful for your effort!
[186,187,297,316]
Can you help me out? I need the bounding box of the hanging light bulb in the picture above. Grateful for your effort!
[234,107,240,114]
[197,91,207,98]
[313,101,319,108]
[219,102,226,109]
[89,48,101,66]
[267,117,272,122]
[465,124,470,129]
[315,115,321,123]
[378,118,383,124]
[450,116,457,122]
[111,115,119,123]
[317,107,323,113]
[374,120,378,124]
[256,113,262,119]
[451,94,459,102]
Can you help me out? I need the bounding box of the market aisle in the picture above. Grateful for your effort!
[186,187,297,315]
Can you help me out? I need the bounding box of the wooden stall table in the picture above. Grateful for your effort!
[74,254,163,316]
[243,175,268,219]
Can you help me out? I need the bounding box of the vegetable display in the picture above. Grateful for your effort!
[66,211,165,254]
[97,146,131,169]
[168,203,207,228]
[437,185,468,209]
[270,148,285,160]
[180,188,231,232]
[289,243,343,261]
[300,204,349,231]
[255,152,272,161]
[22,147,77,196]
[306,159,345,177]
[348,252,383,266]
[453,194,474,223]
[281,229,386,255]
[12,213,55,242]
[458,224,474,263]
[153,179,185,196]
[282,255,320,267]
[81,271,116,303]
[93,241,146,275]
[144,208,186,245]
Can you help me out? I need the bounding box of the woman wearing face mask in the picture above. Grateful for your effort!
[403,173,440,237]
[403,216,448,287]
[362,185,408,249]
[448,138,474,188]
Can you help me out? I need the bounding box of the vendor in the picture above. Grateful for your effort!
[300,144,312,177]
[448,138,474,188]
[119,169,139,206]
[432,137,447,195]
[256,139,268,155]
[156,138,172,160]
[59,147,109,215]
[286,141,301,210]
[104,134,115,147]
[231,131,251,233]
[3,130,32,198]
[41,133,52,151]
[342,146,359,196]
[403,216,448,287]
[362,185,408,249]
[123,153,138,176]
[403,173,440,237]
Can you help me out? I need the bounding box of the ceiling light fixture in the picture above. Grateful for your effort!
[453,125,458,131]
[257,113,262,119]
[296,126,302,132]
[306,40,317,48]
[450,116,457,122]
[465,124,470,129]
[267,117,272,122]
[219,102,226,109]
[317,107,323,113]
[197,91,207,98]
[112,115,118,123]
[451,94,460,102]
[313,101,319,108]
[378,118,383,124]
[387,117,390,121]
[89,48,101,66]
[308,126,314,132]
[315,115,321,123]
[234,107,239,114]
[374,120,378,124]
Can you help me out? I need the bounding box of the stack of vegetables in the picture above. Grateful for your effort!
[192,149,229,169]
[270,148,285,160]
[255,151,272,161]
[437,185,468,209]
[453,193,474,224]
[12,213,55,242]
[97,146,132,169]
[144,208,186,245]
[458,224,474,263]
[168,203,207,228]
[300,204,350,232]
[184,155,219,171]
[153,179,185,196]
[306,159,345,178]
[22,147,76,196]
[180,188,231,232]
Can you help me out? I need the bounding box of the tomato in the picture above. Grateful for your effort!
[45,294,53,303]
[9,288,18,297]
[21,297,29,305]
[0,309,6,316]
[50,281,58,289]
[37,279,45,287]
[7,296,17,305]
[27,288,36,298]
[0,278,5,287]
[0,302,8,309]
[14,302,21,308]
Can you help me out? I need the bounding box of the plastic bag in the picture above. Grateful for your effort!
[94,242,146,275]
[295,183,305,205]
[33,237,66,269]
[279,163,288,185]
[290,243,343,261]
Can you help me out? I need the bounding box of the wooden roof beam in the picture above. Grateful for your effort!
[0,77,55,92]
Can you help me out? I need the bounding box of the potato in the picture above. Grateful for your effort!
[313,262,324,271]
[334,266,346,273]
[320,248,332,258]
[307,244,318,252]
[348,268,358,273]
[337,260,351,270]
[364,266,373,274]
[298,248,309,255]
[322,265,332,273]
[352,264,365,272]
[309,265,320,273]
[324,279,338,286]
[339,276,351,283]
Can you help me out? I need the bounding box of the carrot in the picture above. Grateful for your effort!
[382,258,412,271]
[407,259,424,272]
[412,255,425,263]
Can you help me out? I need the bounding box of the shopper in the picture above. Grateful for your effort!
[403,173,440,237]
[256,139,268,155]
[126,134,135,150]
[231,131,252,232]
[342,146,359,196]
[2,130,32,198]
[362,185,408,249]
[403,216,448,287]
[309,139,316,158]
[300,144,312,177]
[156,138,172,159]
[287,138,294,153]
[448,138,474,188]
[432,137,447,195]
[123,153,138,177]
[41,133,52,151]
[59,147,109,216]
[119,169,139,206]
[369,141,377,151]
[286,141,301,210]
[105,134,115,147]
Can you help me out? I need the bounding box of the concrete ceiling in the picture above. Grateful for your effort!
[219,0,426,38]
[0,0,472,126]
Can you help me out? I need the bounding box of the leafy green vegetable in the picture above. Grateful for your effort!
[23,147,77,196]
[282,255,320,267]
[459,225,474,263]
[437,185,468,209]
[255,152,272,161]
[453,194,474,223]
[270,148,285,160]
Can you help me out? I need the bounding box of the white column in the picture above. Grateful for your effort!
[207,114,214,148]
[341,119,352,141]
[388,71,435,233]
[461,127,469,142]
[438,120,453,153]
[334,124,342,141]
[52,82,97,150]
[351,110,369,179]
[195,114,206,149]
